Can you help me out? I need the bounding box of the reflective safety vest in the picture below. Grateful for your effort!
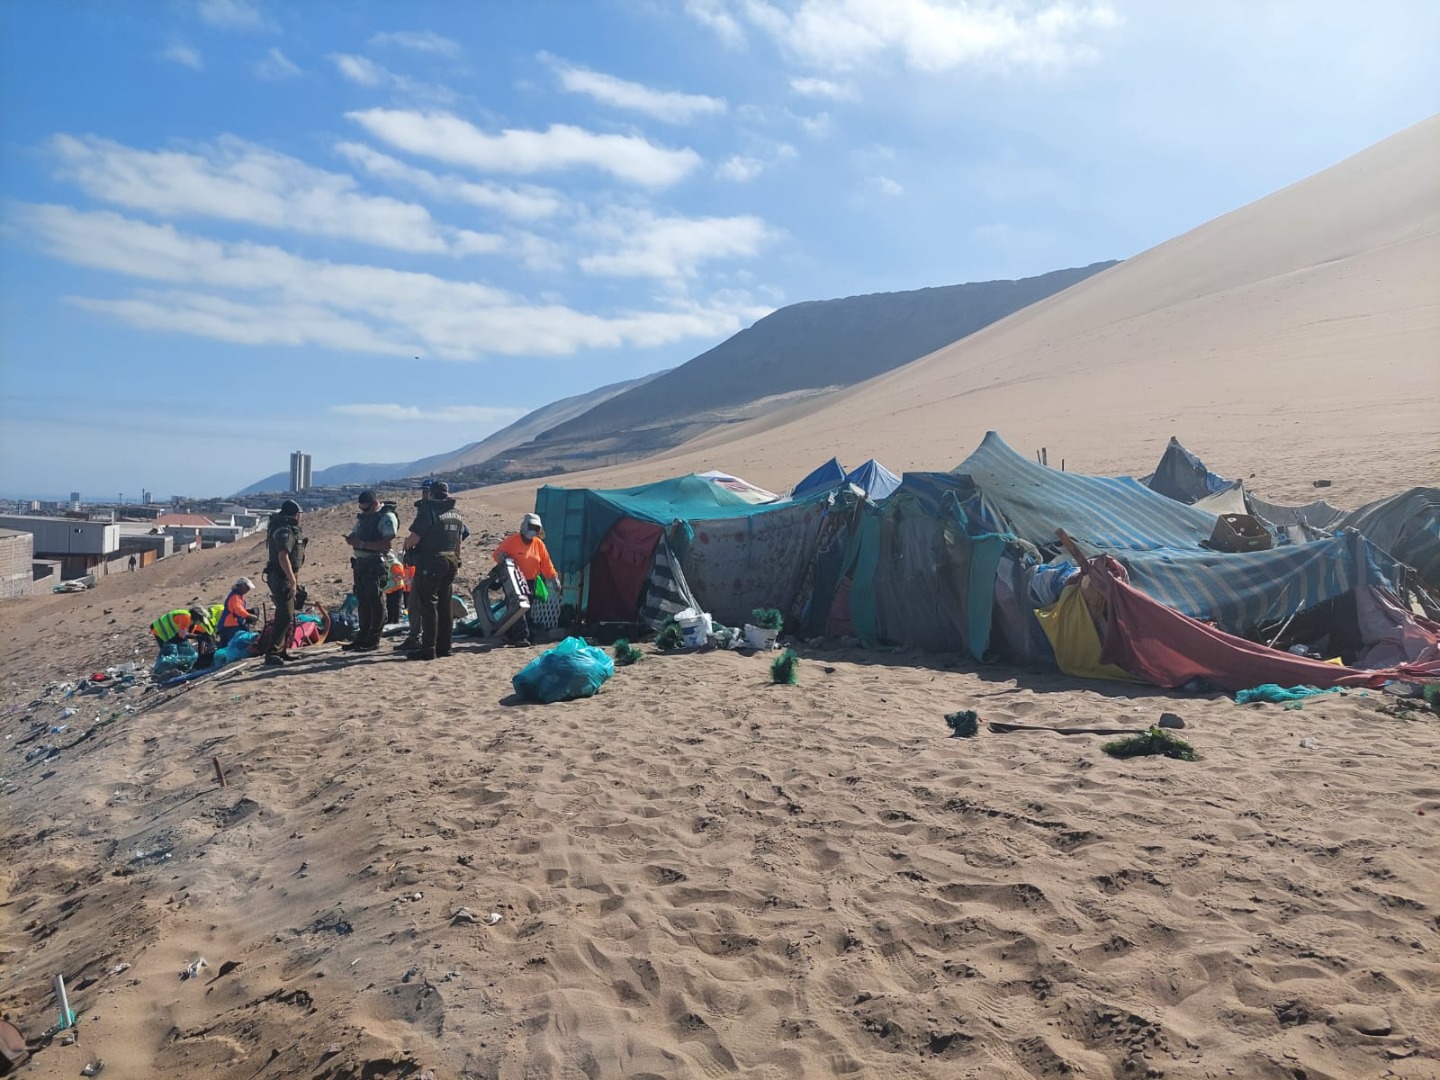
[150,609,194,642]
[385,561,413,594]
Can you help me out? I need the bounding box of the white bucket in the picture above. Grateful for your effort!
[677,611,712,647]
[743,623,779,650]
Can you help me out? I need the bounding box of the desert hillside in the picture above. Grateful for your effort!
[477,114,1439,517]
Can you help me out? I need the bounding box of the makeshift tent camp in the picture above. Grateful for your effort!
[811,434,1421,674]
[534,473,834,628]
[531,433,1436,696]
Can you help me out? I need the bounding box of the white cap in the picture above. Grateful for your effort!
[521,513,543,531]
[234,577,254,590]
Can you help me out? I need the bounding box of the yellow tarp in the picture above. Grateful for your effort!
[1035,583,1143,683]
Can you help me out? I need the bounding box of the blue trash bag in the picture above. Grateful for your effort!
[222,631,259,664]
[512,636,615,704]
[154,641,198,677]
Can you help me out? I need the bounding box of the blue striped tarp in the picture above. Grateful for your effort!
[946,433,1397,635]
[949,432,1217,552]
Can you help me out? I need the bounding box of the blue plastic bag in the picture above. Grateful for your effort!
[154,641,198,677]
[512,636,615,704]
[222,631,259,664]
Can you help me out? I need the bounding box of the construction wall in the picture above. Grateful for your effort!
[0,531,35,599]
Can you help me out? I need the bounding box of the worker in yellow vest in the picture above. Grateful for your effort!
[149,607,212,655]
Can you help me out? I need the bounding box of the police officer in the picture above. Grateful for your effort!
[401,481,466,661]
[393,481,433,652]
[342,490,398,652]
[263,498,307,667]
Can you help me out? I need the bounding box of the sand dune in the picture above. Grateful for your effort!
[482,114,1439,517]
[3,121,1439,1080]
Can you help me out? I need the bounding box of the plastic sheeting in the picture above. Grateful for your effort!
[1034,584,1142,683]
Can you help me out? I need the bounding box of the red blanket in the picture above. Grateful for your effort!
[1085,556,1440,692]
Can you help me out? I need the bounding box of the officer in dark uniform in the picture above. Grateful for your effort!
[342,490,398,652]
[263,499,307,667]
[402,481,467,661]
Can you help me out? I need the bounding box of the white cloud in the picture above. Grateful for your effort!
[579,211,774,279]
[790,75,858,100]
[368,30,462,57]
[196,0,273,32]
[162,44,203,70]
[46,133,510,256]
[869,175,904,195]
[691,0,1121,72]
[684,0,746,46]
[717,155,765,182]
[20,204,771,360]
[254,47,300,80]
[334,142,567,220]
[347,109,702,187]
[331,53,388,87]
[330,403,525,424]
[548,57,727,124]
[328,53,455,103]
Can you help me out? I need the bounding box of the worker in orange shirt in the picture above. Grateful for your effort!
[216,577,259,645]
[384,555,412,624]
[491,513,561,646]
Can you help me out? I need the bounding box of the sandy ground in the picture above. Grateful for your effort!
[3,120,1439,1079]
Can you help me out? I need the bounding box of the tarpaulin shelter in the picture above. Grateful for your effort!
[792,457,902,501]
[534,473,834,628]
[792,458,847,498]
[1144,440,1440,592]
[812,434,1421,675]
[1143,436,1238,504]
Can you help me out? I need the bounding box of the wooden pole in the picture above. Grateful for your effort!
[212,756,228,788]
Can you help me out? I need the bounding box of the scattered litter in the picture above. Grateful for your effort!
[399,891,423,902]
[1299,737,1321,749]
[108,962,131,975]
[451,907,481,925]
[1383,681,1421,698]
[402,967,419,983]
[1234,684,1340,705]
[58,708,77,720]
[944,710,979,738]
[180,957,208,981]
[483,912,503,926]
[1101,727,1198,761]
[81,1061,106,1077]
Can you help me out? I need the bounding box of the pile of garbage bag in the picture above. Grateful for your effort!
[512,636,614,704]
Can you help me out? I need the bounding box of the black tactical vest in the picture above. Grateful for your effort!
[415,498,466,560]
[267,514,305,571]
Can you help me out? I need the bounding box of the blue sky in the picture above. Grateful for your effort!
[1,1,1435,500]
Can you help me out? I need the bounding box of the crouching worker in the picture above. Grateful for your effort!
[402,481,467,661]
[150,606,212,656]
[491,513,561,646]
[217,577,259,645]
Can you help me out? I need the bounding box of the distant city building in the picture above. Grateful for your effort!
[69,491,81,511]
[289,451,313,492]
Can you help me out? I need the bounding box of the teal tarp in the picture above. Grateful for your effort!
[536,474,831,575]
